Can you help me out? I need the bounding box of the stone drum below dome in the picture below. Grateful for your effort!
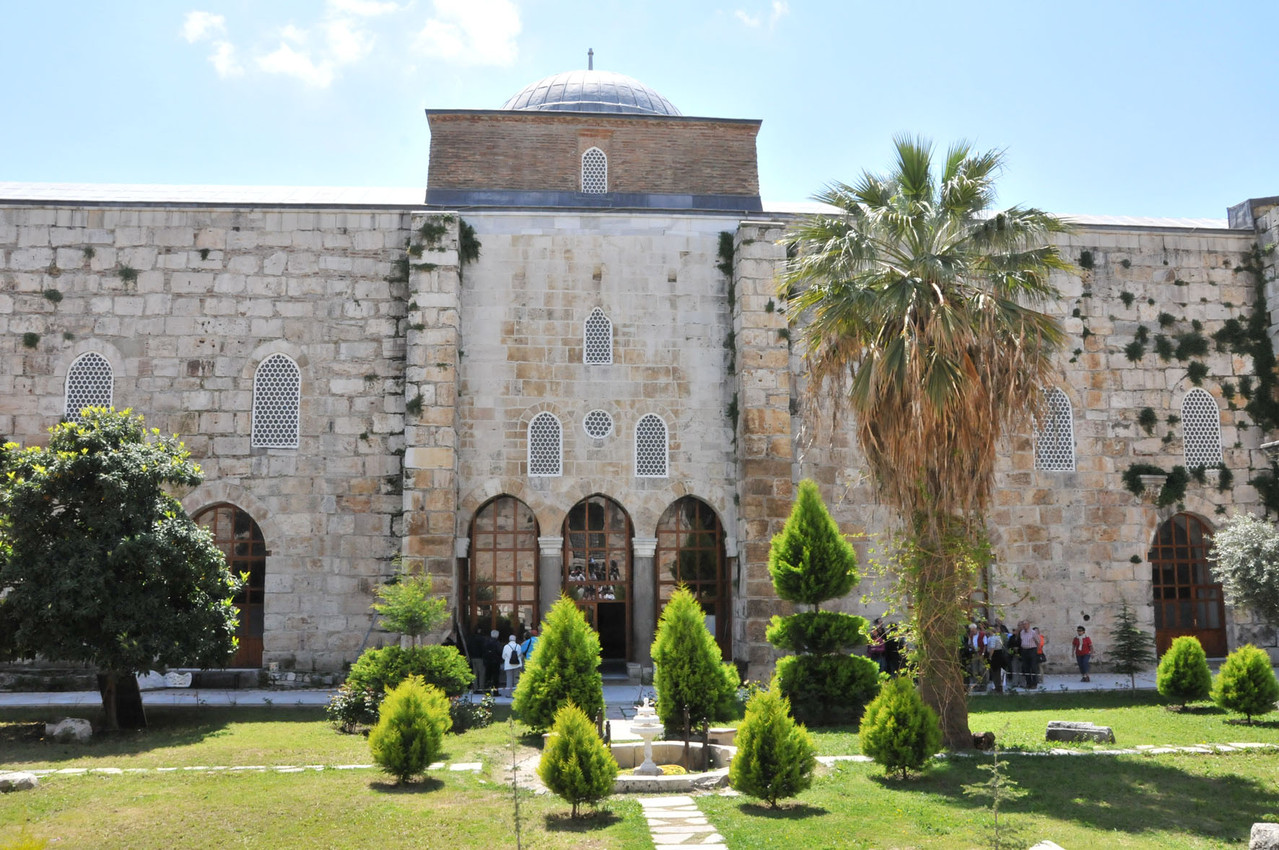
[501,69,681,116]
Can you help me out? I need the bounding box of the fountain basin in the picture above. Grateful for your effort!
[609,741,736,793]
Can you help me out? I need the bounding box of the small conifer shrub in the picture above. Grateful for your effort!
[1213,644,1279,723]
[513,595,604,732]
[1156,635,1213,709]
[651,586,739,737]
[368,676,451,783]
[538,702,618,818]
[859,676,942,780]
[728,689,816,807]
[1108,600,1156,689]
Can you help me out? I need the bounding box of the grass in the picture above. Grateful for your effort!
[0,706,649,849]
[5,691,1279,848]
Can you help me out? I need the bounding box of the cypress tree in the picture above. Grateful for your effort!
[538,702,619,818]
[367,676,451,783]
[512,595,604,732]
[651,586,740,738]
[728,689,816,807]
[1156,635,1213,708]
[766,479,879,725]
[1213,644,1279,723]
[859,676,942,780]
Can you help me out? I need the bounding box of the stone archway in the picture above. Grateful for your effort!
[194,503,266,668]
[563,495,633,661]
[1149,512,1227,656]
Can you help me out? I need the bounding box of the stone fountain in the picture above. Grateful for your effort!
[629,699,665,776]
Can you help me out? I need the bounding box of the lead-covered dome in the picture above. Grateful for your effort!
[502,70,681,116]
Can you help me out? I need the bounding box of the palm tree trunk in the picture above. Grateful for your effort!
[910,525,973,750]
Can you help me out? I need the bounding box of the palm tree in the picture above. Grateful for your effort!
[782,136,1072,748]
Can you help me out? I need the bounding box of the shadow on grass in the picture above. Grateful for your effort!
[368,776,446,794]
[737,802,828,819]
[1225,717,1279,729]
[0,706,321,765]
[916,752,1279,843]
[968,690,1168,715]
[544,809,623,831]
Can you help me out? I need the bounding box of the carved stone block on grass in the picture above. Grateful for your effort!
[0,772,39,792]
[1252,822,1279,850]
[1045,720,1115,744]
[46,717,93,743]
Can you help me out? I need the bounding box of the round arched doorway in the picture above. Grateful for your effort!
[563,495,632,661]
[656,496,731,658]
[1149,512,1227,656]
[194,503,266,668]
[466,495,539,640]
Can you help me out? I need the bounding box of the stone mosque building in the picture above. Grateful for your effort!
[2,66,1278,678]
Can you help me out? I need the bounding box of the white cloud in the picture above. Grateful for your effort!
[328,0,401,16]
[323,18,375,65]
[182,11,226,43]
[257,42,335,88]
[210,41,244,77]
[735,1,788,30]
[414,0,520,67]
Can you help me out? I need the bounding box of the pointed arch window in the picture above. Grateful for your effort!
[635,414,668,478]
[1182,388,1222,468]
[252,354,300,448]
[656,497,730,657]
[1034,388,1075,471]
[581,147,607,194]
[528,412,562,476]
[584,307,613,364]
[467,496,539,640]
[65,352,114,422]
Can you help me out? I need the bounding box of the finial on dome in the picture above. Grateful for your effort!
[588,48,593,71]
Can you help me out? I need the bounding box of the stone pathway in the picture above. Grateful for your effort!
[638,795,725,847]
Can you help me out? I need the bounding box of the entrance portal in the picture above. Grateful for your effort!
[563,495,632,660]
[195,504,265,668]
[1149,512,1227,656]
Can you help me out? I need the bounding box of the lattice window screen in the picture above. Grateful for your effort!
[583,409,613,439]
[65,353,113,421]
[635,414,668,477]
[583,308,613,364]
[1034,388,1075,471]
[528,412,562,476]
[252,354,300,448]
[581,147,607,194]
[1182,388,1223,468]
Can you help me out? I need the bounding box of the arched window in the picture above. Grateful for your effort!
[581,146,607,194]
[656,497,730,657]
[252,354,300,448]
[65,352,113,421]
[194,503,266,667]
[1182,388,1222,468]
[563,495,632,659]
[467,496,539,641]
[635,414,668,477]
[528,412,562,476]
[1034,388,1075,471]
[583,307,613,364]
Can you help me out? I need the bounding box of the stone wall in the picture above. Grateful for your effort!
[0,202,413,671]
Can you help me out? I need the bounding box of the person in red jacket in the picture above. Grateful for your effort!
[1072,625,1094,683]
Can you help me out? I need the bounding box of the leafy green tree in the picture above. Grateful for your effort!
[368,675,451,783]
[859,676,943,779]
[765,479,877,725]
[729,689,816,807]
[372,568,448,646]
[651,587,739,740]
[1209,513,1279,625]
[1213,644,1279,723]
[538,701,618,818]
[1156,636,1213,709]
[0,408,240,730]
[783,138,1070,747]
[513,595,603,732]
[330,644,474,729]
[1109,600,1156,689]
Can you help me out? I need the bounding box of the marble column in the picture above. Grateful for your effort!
[538,536,564,622]
[632,536,658,666]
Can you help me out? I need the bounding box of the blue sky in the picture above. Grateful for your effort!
[1,1,1275,219]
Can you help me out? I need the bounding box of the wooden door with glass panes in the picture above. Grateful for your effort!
[1149,513,1227,656]
[563,495,632,660]
[195,504,266,668]
[467,496,539,641]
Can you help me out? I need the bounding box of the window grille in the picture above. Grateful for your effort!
[635,414,668,477]
[1182,388,1222,468]
[1034,388,1075,471]
[252,354,300,448]
[583,308,613,364]
[65,352,114,421]
[583,409,613,439]
[581,147,607,194]
[528,412,562,476]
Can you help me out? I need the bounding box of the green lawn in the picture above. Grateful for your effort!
[4,693,1279,849]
